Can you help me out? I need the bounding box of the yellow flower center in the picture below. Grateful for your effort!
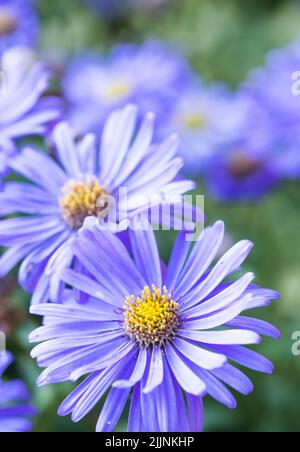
[104,81,132,102]
[124,285,180,348]
[59,177,107,229]
[0,10,18,36]
[184,113,207,130]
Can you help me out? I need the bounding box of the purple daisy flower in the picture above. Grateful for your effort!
[62,41,189,135]
[29,220,280,432]
[0,0,39,56]
[164,83,244,176]
[0,104,196,305]
[181,41,300,201]
[242,39,300,181]
[0,351,35,432]
[203,94,283,201]
[0,46,63,184]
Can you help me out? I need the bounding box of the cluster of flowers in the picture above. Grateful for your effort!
[0,0,281,432]
[63,42,300,202]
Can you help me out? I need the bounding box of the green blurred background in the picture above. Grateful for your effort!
[2,0,300,432]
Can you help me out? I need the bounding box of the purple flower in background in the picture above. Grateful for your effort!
[29,220,280,432]
[0,351,35,432]
[0,46,63,184]
[62,41,189,135]
[0,104,196,305]
[203,95,283,201]
[182,40,300,201]
[243,39,300,181]
[0,0,39,56]
[164,83,244,175]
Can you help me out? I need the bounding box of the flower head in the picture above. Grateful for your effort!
[0,0,39,56]
[0,351,35,432]
[164,83,243,175]
[62,41,189,135]
[0,104,196,304]
[0,46,63,183]
[242,39,300,181]
[29,220,280,432]
[203,94,282,201]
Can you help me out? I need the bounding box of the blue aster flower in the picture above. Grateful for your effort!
[0,104,196,305]
[203,94,283,201]
[0,351,35,432]
[29,220,280,432]
[0,46,63,184]
[175,41,300,201]
[62,41,189,135]
[164,83,244,176]
[242,39,300,181]
[0,0,39,56]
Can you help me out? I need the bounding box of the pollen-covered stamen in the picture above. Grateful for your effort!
[59,177,107,229]
[0,11,18,36]
[124,285,180,348]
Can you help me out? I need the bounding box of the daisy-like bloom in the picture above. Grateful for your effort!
[62,41,189,135]
[0,351,35,432]
[29,220,280,432]
[0,46,63,184]
[203,94,282,201]
[0,104,196,305]
[242,39,300,181]
[165,83,244,176]
[0,0,39,56]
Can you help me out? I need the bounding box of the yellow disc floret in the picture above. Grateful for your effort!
[104,80,132,102]
[124,285,180,348]
[184,113,206,130]
[59,177,106,229]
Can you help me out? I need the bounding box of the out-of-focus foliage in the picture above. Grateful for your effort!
[2,0,300,432]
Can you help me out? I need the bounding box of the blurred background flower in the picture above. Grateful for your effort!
[0,0,39,56]
[0,46,62,184]
[62,41,189,135]
[0,351,35,432]
[243,39,300,180]
[163,82,243,176]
